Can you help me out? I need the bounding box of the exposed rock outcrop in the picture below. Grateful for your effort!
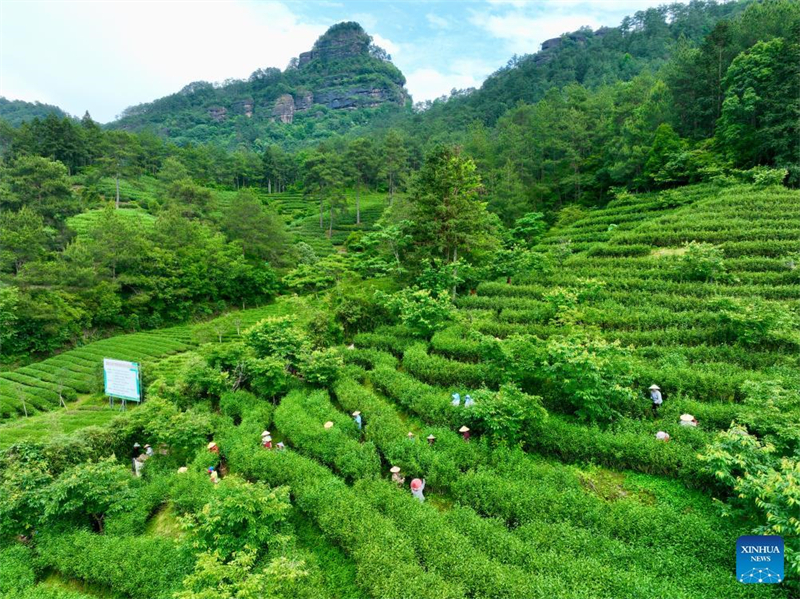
[271,94,295,123]
[208,106,227,122]
[233,99,254,118]
[295,90,314,111]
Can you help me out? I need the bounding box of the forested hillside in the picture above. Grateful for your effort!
[1,0,799,597]
[110,22,408,149]
[0,97,70,127]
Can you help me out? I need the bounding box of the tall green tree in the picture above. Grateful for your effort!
[1,155,77,224]
[221,188,290,265]
[99,131,140,208]
[716,37,800,169]
[346,138,377,224]
[381,129,407,205]
[409,146,498,295]
[0,206,49,274]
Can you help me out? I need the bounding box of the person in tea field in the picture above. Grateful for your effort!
[464,395,474,408]
[427,434,436,446]
[262,431,273,449]
[352,410,362,430]
[144,444,154,457]
[410,478,426,502]
[407,432,415,441]
[131,442,141,474]
[680,414,698,427]
[390,466,405,486]
[656,431,670,442]
[208,441,219,454]
[451,392,461,407]
[649,385,663,415]
[208,466,219,484]
[459,426,470,441]
[276,442,286,450]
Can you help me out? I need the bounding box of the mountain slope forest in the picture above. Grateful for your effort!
[0,1,799,598]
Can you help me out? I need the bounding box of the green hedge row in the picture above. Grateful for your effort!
[355,478,544,599]
[274,389,381,482]
[36,531,193,599]
[223,436,462,599]
[403,344,497,389]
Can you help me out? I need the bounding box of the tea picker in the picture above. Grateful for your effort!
[261,431,273,449]
[390,466,405,486]
[410,478,426,502]
[464,395,474,408]
[427,434,436,446]
[459,426,470,442]
[451,392,461,407]
[649,385,663,415]
[208,466,219,484]
[352,411,362,430]
[131,442,141,473]
[144,444,154,457]
[655,431,670,442]
[680,414,698,427]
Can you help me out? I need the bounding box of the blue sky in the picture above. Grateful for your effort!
[0,0,670,123]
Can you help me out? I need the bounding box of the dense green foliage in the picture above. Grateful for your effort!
[1,1,799,597]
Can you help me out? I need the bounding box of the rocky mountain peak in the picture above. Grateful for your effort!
[299,22,372,67]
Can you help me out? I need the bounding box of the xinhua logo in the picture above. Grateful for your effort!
[736,535,784,584]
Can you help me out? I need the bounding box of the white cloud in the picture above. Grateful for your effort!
[426,13,450,29]
[372,33,400,58]
[0,1,326,122]
[475,12,601,53]
[405,66,485,103]
[352,12,378,31]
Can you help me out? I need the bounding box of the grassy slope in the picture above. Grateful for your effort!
[0,301,297,425]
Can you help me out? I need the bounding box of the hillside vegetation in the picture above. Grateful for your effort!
[1,1,799,598]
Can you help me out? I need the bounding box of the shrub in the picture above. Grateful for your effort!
[678,242,727,282]
[244,316,308,363]
[178,474,291,558]
[539,334,639,424]
[467,383,548,446]
[378,288,455,338]
[715,297,800,348]
[298,348,344,387]
[0,544,35,594]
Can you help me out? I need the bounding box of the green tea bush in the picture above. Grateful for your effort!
[0,544,35,595]
[403,343,496,388]
[274,390,381,481]
[223,441,462,599]
[333,378,462,488]
[355,478,540,599]
[370,366,458,426]
[36,531,193,599]
[715,297,800,348]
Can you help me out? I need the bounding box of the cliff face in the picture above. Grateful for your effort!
[111,21,408,140]
[271,22,406,121]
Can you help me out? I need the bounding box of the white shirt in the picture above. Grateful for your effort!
[411,480,426,502]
